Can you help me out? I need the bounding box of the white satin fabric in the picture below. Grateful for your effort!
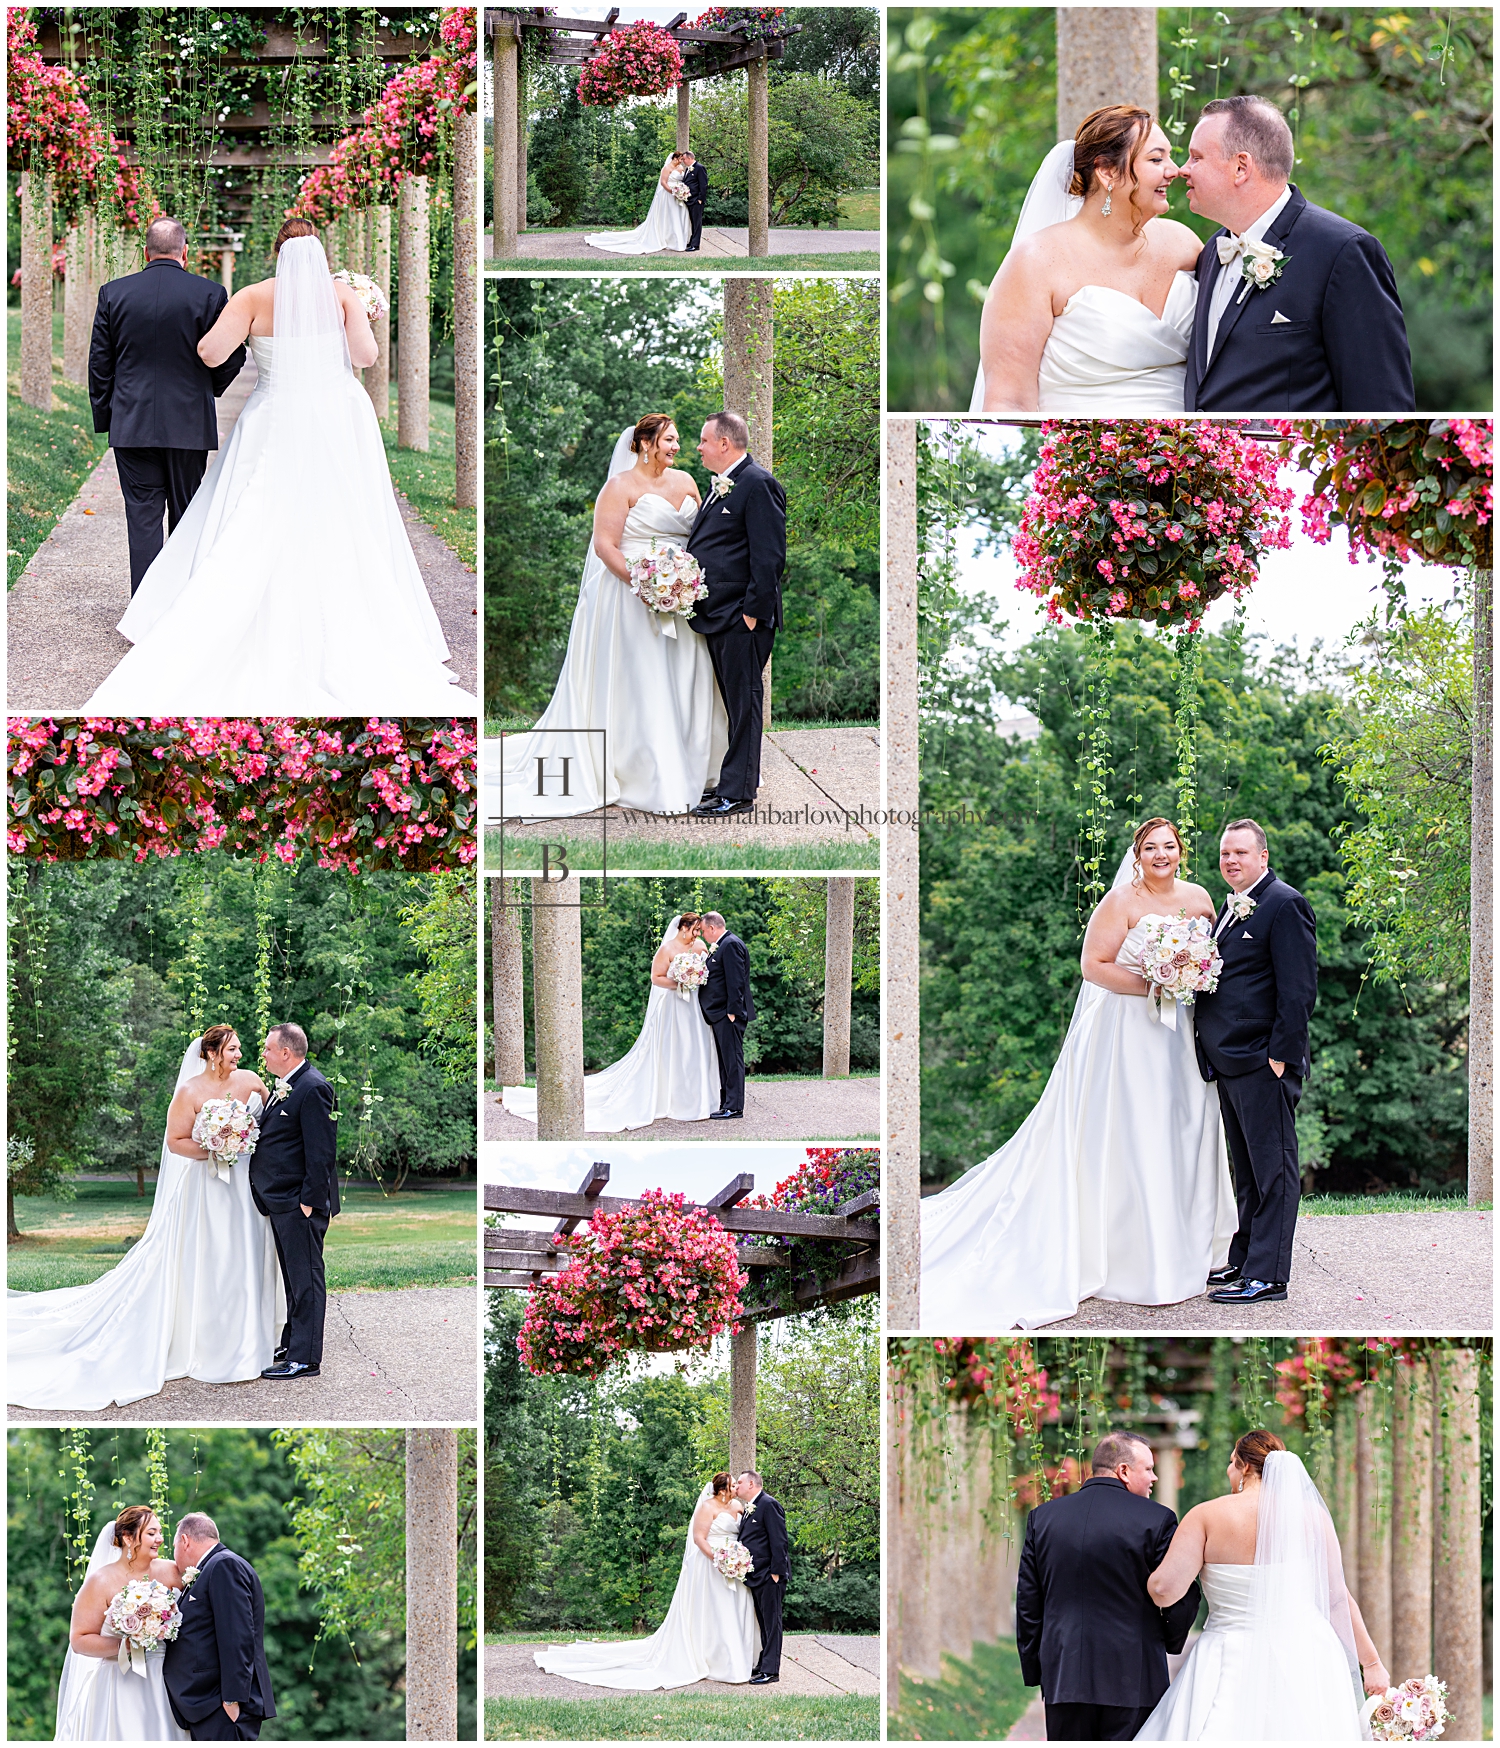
[587,171,692,254]
[1135,1565,1364,1740]
[534,1509,757,1688]
[489,489,727,820]
[85,322,477,712]
[8,1091,285,1411]
[920,920,1236,1329]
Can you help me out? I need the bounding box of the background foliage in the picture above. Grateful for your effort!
[887,7,1493,411]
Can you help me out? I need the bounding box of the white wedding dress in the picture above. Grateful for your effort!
[83,236,476,713]
[502,919,719,1130]
[8,1042,284,1411]
[54,1527,189,1741]
[587,159,692,254]
[535,1491,758,1688]
[971,139,1195,414]
[486,430,727,821]
[921,854,1236,1330]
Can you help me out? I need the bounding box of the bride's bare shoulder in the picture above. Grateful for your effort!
[1150,216,1206,267]
[666,466,700,501]
[1179,880,1217,917]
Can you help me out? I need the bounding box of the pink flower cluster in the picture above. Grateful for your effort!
[8,717,476,871]
[576,22,684,107]
[691,6,789,41]
[517,1188,748,1377]
[1013,420,1293,631]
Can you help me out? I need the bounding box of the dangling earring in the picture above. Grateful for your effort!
[1102,184,1113,217]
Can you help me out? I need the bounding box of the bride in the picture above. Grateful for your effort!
[8,1026,285,1411]
[83,219,477,713]
[1138,1431,1390,1739]
[488,415,727,820]
[972,105,1202,413]
[55,1507,188,1741]
[921,819,1237,1329]
[587,152,693,255]
[502,914,718,1130]
[535,1472,758,1688]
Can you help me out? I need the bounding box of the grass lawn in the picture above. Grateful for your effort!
[838,189,880,230]
[7,309,109,588]
[1301,1191,1488,1214]
[486,832,880,872]
[485,1694,879,1741]
[484,252,879,274]
[380,388,475,567]
[8,1180,476,1293]
[889,1638,1035,1741]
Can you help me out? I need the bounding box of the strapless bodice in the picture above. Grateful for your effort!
[1038,272,1196,413]
[621,492,698,559]
[1115,918,1158,970]
[1198,1563,1256,1630]
[708,1510,741,1538]
[249,334,275,388]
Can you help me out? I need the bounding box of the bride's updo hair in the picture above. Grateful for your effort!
[1130,817,1187,885]
[631,413,676,457]
[200,1023,238,1065]
[677,912,703,933]
[274,216,318,254]
[115,1504,157,1554]
[1233,1428,1286,1477]
[711,1471,733,1498]
[1070,105,1156,235]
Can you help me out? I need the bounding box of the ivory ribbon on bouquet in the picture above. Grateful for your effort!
[1147,988,1182,1032]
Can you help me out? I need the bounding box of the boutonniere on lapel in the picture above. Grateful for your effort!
[742,1500,756,1517]
[709,472,736,502]
[1234,236,1290,304]
[180,1566,201,1588]
[1227,893,1258,922]
[268,1075,294,1107]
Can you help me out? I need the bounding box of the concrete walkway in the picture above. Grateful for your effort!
[1040,1210,1490,1333]
[1004,1642,1194,1737]
[486,228,879,263]
[485,1074,880,1142]
[7,359,476,709]
[486,1633,880,1700]
[6,1285,476,1422]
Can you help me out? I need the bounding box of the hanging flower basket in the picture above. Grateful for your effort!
[1013,421,1294,630]
[691,7,788,41]
[576,22,684,107]
[517,1189,747,1377]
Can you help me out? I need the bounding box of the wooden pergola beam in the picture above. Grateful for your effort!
[483,1182,879,1243]
[742,1248,882,1320]
[554,1160,609,1236]
[705,1172,755,1210]
[35,22,438,62]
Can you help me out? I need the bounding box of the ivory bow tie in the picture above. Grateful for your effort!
[1216,233,1246,264]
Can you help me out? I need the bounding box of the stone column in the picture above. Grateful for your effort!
[676,80,691,152]
[823,876,855,1077]
[1391,1356,1432,1685]
[531,875,584,1139]
[747,45,770,256]
[886,1368,904,1705]
[729,1324,756,1475]
[405,1428,458,1741]
[1154,1443,1182,1517]
[20,172,54,412]
[367,204,392,423]
[723,278,774,726]
[1470,570,1492,1203]
[1355,1388,1393,1657]
[886,419,920,1327]
[490,878,527,1085]
[219,248,235,291]
[453,107,479,510]
[938,1405,974,1667]
[397,174,430,451]
[492,17,519,259]
[517,69,528,235]
[62,218,90,385]
[1056,8,1159,139]
[1433,1348,1483,1741]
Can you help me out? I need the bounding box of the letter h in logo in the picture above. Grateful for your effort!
[534,755,572,798]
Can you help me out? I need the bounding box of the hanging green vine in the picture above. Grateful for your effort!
[1173,626,1203,865]
[62,1428,96,1588]
[145,1428,172,1542]
[1076,621,1113,912]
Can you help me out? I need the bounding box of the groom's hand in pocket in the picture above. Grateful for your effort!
[1268,1059,1285,1079]
[223,1702,240,1723]
[300,1203,313,1217]
[743,614,757,630]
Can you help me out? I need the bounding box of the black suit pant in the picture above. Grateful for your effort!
[704,619,775,801]
[707,1015,747,1113]
[749,1576,784,1676]
[1219,1062,1303,1283]
[266,1205,331,1365]
[187,1708,263,1741]
[1043,1701,1154,1741]
[112,445,207,592]
[686,200,704,250]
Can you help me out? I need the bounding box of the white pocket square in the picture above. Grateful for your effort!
[1270,310,1291,325]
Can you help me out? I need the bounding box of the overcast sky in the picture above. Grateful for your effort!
[482,1142,810,1203]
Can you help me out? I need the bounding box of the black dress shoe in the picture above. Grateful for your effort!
[273,1345,289,1363]
[1208,1278,1287,1304]
[709,1108,744,1120]
[691,795,754,818]
[699,789,719,805]
[260,1360,321,1379]
[1206,1266,1241,1288]
[749,1672,778,1684]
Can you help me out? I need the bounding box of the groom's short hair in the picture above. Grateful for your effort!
[268,1021,308,1057]
[145,217,187,259]
[707,410,750,450]
[177,1512,218,1543]
[1199,96,1294,181]
[1222,817,1268,854]
[1091,1432,1150,1474]
[702,912,727,929]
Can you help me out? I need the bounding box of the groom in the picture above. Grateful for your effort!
[688,411,787,818]
[1015,1435,1198,1741]
[1180,95,1414,412]
[88,215,248,593]
[680,150,708,252]
[1194,819,1319,1306]
[699,912,754,1119]
[163,1512,276,1740]
[251,1023,340,1378]
[735,1470,790,1684]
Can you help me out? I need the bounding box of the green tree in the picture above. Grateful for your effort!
[775,6,883,102]
[399,870,480,1085]
[764,878,881,994]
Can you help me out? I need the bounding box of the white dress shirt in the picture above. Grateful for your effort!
[1205,185,1293,362]
[1215,866,1275,937]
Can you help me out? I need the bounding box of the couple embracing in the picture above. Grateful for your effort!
[504,911,755,1130]
[494,410,786,823]
[924,818,1315,1326]
[588,148,709,255]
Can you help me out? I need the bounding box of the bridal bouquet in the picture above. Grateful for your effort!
[712,1542,754,1585]
[103,1579,183,1676]
[331,268,390,318]
[192,1097,259,1183]
[1363,1675,1449,1741]
[628,545,708,622]
[1137,914,1222,1015]
[671,182,691,204]
[668,951,708,1001]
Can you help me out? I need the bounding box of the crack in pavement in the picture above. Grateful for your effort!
[332,1292,417,1413]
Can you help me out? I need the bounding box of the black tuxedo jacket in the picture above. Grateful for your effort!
[700,931,754,1025]
[163,1543,276,1728]
[1193,869,1318,1082]
[1184,186,1415,414]
[737,1490,790,1586]
[249,1060,340,1215]
[685,454,787,634]
[682,163,708,211]
[89,259,247,449]
[1015,1477,1198,1710]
